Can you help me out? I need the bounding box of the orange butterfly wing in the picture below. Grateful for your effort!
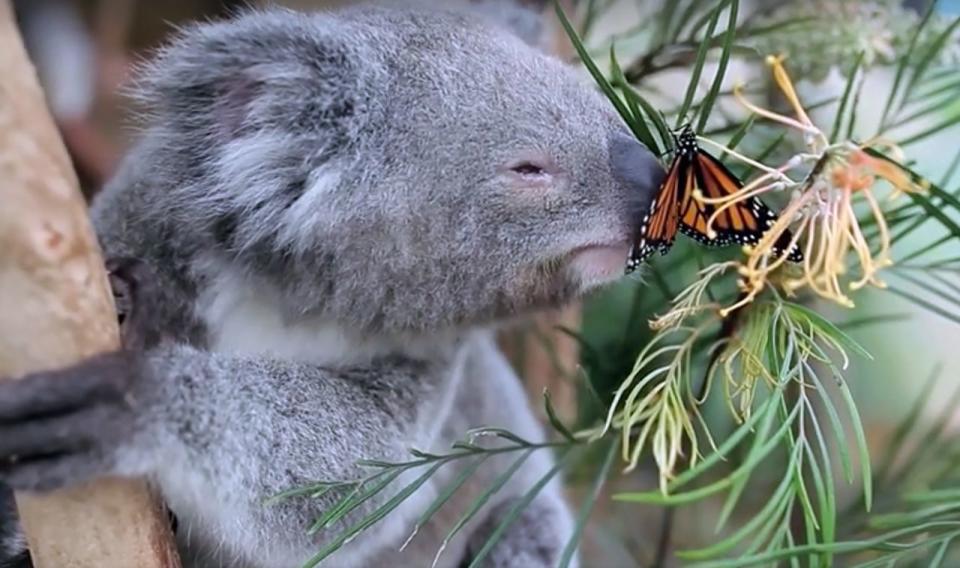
[626,125,802,274]
[681,150,802,262]
[626,155,683,272]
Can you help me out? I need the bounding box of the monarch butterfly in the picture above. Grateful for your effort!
[626,125,803,273]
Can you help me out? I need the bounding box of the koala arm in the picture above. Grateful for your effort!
[0,338,450,491]
[0,261,457,567]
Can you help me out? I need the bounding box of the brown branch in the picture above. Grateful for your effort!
[0,2,179,566]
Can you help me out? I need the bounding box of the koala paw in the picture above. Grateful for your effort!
[0,257,161,493]
[0,351,146,492]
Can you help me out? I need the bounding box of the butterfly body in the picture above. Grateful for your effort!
[626,125,801,273]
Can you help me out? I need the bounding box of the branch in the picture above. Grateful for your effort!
[0,1,179,566]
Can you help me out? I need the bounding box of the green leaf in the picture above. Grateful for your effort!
[930,536,955,568]
[721,114,755,160]
[670,0,706,42]
[543,389,578,443]
[608,44,659,151]
[615,400,800,505]
[879,0,937,129]
[905,191,960,240]
[837,312,909,331]
[790,426,821,537]
[612,51,642,126]
[308,469,403,534]
[908,488,960,503]
[468,427,536,447]
[678,445,800,560]
[921,173,960,214]
[890,211,946,255]
[845,73,866,139]
[839,379,872,512]
[867,155,960,252]
[651,0,681,48]
[669,391,782,490]
[736,131,787,179]
[893,270,960,312]
[714,391,790,533]
[303,462,444,567]
[553,2,643,143]
[676,0,727,128]
[891,380,960,488]
[614,79,672,152]
[871,502,960,530]
[889,285,960,326]
[694,524,960,567]
[559,442,617,568]
[684,0,729,42]
[400,455,490,552]
[941,148,960,186]
[743,491,793,556]
[808,394,838,564]
[433,449,535,567]
[900,111,960,147]
[577,0,606,39]
[899,15,960,112]
[647,263,678,301]
[467,450,575,568]
[811,372,853,483]
[914,75,960,105]
[695,0,739,133]
[831,52,865,143]
[781,303,872,361]
[885,90,958,133]
[265,482,342,506]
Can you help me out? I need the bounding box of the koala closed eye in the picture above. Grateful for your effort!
[510,162,546,176]
[503,156,558,190]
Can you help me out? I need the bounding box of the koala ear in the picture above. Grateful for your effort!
[133,10,365,258]
[136,9,360,142]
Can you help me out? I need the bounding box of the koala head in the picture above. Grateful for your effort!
[101,5,663,334]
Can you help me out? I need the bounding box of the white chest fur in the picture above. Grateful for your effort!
[194,266,462,366]
[181,266,480,567]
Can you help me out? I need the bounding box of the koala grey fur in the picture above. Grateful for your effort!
[0,3,663,567]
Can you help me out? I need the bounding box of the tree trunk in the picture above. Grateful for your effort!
[0,2,180,566]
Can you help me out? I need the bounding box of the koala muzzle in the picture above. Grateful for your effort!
[609,132,666,233]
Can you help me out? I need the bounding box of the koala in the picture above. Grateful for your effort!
[0,3,663,568]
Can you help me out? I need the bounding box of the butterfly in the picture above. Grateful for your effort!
[626,125,802,273]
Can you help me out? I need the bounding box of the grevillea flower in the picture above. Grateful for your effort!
[604,55,928,492]
[690,55,927,315]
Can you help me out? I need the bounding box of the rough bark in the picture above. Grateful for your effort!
[0,1,180,566]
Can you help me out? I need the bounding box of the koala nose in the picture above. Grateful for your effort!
[609,132,666,202]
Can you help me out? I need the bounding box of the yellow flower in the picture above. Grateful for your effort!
[601,325,708,491]
[717,56,927,315]
[733,55,827,146]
